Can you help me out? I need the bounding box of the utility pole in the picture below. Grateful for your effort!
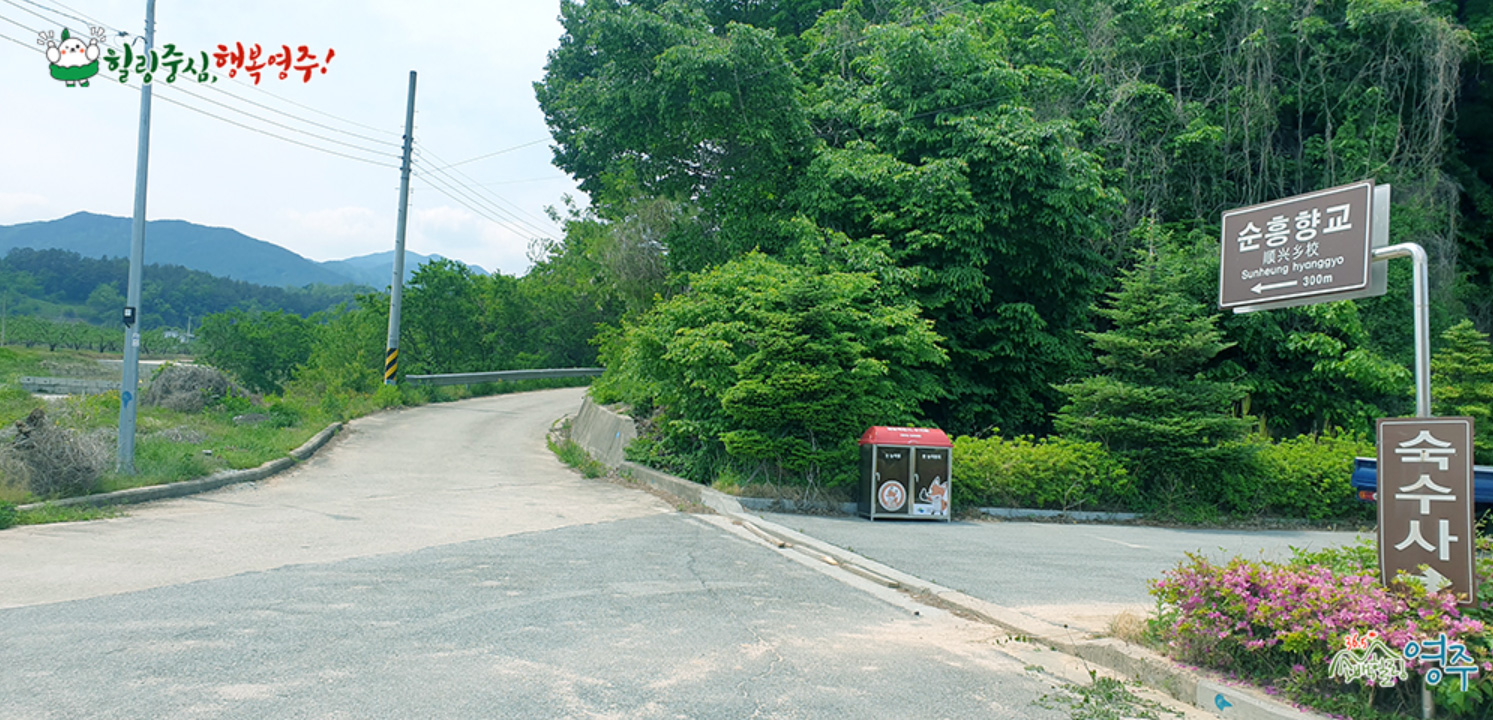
[385,70,416,385]
[117,0,156,473]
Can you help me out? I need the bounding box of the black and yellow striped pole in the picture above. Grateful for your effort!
[384,71,416,386]
[384,348,399,384]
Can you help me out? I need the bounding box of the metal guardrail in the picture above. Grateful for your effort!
[404,367,604,387]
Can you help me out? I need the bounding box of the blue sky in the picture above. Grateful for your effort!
[0,0,582,276]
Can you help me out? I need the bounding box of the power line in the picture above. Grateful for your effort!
[196,80,400,146]
[412,166,555,241]
[2,8,402,168]
[151,82,400,157]
[14,0,89,28]
[0,26,38,52]
[0,0,66,31]
[97,74,401,169]
[428,138,549,171]
[411,152,559,240]
[12,0,405,141]
[413,141,560,235]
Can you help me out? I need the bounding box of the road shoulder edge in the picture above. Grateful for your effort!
[16,421,344,512]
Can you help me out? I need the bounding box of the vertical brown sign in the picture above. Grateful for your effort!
[1377,417,1477,604]
[1219,181,1374,309]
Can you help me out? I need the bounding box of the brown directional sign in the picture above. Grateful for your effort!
[1219,181,1374,309]
[1377,417,1477,605]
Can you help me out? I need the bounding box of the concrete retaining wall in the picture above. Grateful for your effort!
[568,396,743,514]
[570,396,636,467]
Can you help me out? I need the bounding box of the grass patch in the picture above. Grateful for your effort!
[548,434,608,479]
[14,503,124,525]
[1035,671,1181,720]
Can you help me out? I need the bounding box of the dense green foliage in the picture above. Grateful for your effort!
[538,0,1487,440]
[192,248,618,401]
[1432,319,1493,464]
[1252,432,1376,521]
[595,250,945,487]
[523,0,1493,507]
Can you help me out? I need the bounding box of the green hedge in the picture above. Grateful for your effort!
[953,430,1373,521]
[1253,432,1375,521]
[953,434,1134,511]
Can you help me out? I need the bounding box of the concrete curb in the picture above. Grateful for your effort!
[17,422,343,513]
[982,507,1144,522]
[566,397,1330,720]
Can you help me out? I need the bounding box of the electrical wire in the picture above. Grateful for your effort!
[151,81,400,156]
[411,152,559,240]
[413,142,560,235]
[412,167,555,241]
[413,146,558,235]
[94,73,400,169]
[11,0,405,141]
[427,138,549,171]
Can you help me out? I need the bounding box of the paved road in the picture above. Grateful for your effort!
[0,389,1161,719]
[755,513,1365,633]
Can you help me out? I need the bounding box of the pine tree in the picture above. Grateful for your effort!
[1432,319,1493,465]
[1055,236,1254,512]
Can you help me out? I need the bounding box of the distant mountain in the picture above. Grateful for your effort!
[0,212,487,288]
[322,250,488,288]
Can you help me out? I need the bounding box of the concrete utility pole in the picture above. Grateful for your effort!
[385,70,416,385]
[117,0,156,473]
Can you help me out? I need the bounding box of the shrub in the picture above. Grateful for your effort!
[1255,432,1375,521]
[953,434,1134,511]
[0,501,15,529]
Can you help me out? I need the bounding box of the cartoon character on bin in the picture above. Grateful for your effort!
[919,476,949,515]
[38,27,105,87]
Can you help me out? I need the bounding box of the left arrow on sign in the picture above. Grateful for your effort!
[1251,280,1299,294]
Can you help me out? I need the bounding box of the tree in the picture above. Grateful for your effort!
[594,251,946,488]
[197,310,317,394]
[399,259,491,375]
[1055,235,1255,513]
[0,266,38,346]
[1432,319,1493,465]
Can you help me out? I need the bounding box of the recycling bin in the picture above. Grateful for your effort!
[858,426,952,521]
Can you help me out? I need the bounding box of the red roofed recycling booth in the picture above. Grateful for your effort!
[858,426,952,521]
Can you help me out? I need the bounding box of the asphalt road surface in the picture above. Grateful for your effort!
[756,512,1364,632]
[0,388,1200,719]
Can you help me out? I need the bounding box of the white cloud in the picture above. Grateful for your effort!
[0,193,50,220]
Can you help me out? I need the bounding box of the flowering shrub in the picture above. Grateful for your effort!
[1151,540,1493,717]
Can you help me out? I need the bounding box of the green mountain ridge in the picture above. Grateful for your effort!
[0,212,486,288]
